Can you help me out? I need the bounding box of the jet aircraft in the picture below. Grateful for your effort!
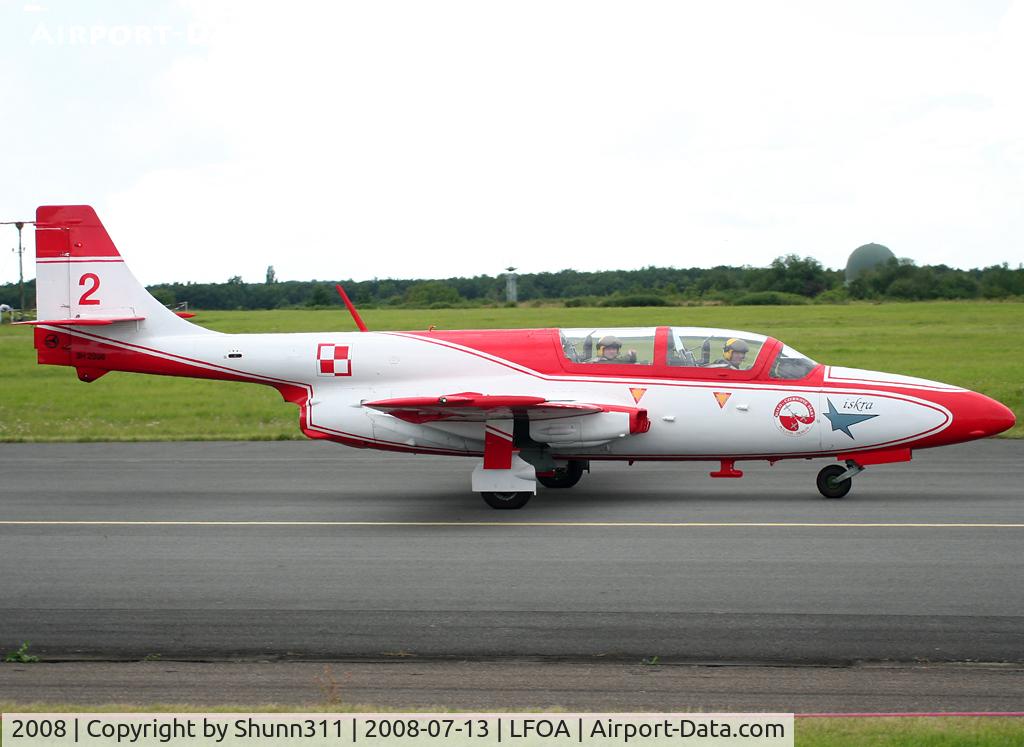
[22,206,1016,508]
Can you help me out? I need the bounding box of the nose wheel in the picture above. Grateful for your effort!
[816,461,864,499]
[817,465,851,499]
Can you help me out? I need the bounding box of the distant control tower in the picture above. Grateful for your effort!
[504,266,518,304]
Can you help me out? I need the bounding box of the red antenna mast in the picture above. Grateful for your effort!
[335,285,368,332]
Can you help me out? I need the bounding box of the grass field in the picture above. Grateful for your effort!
[0,302,1020,441]
[796,716,1024,746]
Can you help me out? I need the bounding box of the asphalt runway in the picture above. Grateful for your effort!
[1,440,1021,667]
[4,661,1023,712]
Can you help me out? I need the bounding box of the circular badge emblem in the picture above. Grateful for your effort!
[774,395,816,436]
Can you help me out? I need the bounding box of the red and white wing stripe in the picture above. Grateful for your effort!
[362,393,601,423]
[363,392,651,434]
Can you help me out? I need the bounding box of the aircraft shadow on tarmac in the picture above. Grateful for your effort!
[347,478,970,520]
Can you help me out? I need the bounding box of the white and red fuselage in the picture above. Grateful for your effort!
[25,206,1015,507]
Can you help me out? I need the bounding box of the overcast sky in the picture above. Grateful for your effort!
[2,0,1022,285]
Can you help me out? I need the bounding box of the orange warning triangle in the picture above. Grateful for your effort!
[713,392,732,409]
[629,387,647,404]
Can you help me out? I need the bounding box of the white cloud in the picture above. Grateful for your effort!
[4,0,1023,284]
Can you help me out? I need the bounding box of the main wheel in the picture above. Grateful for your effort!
[816,464,853,499]
[537,460,585,489]
[481,491,532,509]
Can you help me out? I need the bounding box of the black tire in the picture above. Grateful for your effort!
[481,491,532,509]
[537,460,585,489]
[817,464,852,499]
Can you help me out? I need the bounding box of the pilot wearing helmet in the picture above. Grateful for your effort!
[587,335,637,364]
[710,338,749,369]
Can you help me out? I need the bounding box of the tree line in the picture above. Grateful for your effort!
[2,256,1022,311]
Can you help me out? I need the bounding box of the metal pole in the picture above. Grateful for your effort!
[15,221,24,315]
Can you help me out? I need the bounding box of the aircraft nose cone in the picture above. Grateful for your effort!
[963,394,1016,439]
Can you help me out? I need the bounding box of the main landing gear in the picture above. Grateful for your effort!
[480,491,533,510]
[478,459,589,509]
[473,417,596,509]
[537,460,587,489]
[816,460,865,499]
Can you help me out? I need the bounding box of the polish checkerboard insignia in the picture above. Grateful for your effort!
[317,343,352,376]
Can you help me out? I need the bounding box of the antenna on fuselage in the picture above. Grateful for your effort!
[335,285,368,332]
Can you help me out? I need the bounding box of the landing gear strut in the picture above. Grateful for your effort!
[537,460,587,489]
[473,418,537,509]
[816,460,864,499]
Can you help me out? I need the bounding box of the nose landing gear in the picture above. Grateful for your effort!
[816,460,864,499]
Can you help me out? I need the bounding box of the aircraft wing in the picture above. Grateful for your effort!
[364,393,600,423]
[363,392,650,434]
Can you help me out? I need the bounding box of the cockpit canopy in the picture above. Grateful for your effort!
[559,326,817,380]
[667,327,766,371]
[560,327,657,365]
[770,343,818,380]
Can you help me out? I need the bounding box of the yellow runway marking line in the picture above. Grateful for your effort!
[0,520,1022,528]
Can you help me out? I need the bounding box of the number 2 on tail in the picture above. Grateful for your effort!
[78,273,101,305]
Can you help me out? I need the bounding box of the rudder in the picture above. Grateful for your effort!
[33,205,190,333]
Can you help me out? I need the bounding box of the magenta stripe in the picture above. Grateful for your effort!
[37,258,124,264]
[797,712,1024,718]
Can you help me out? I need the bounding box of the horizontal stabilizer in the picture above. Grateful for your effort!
[17,316,145,326]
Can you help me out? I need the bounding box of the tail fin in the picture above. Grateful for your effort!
[33,205,191,333]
